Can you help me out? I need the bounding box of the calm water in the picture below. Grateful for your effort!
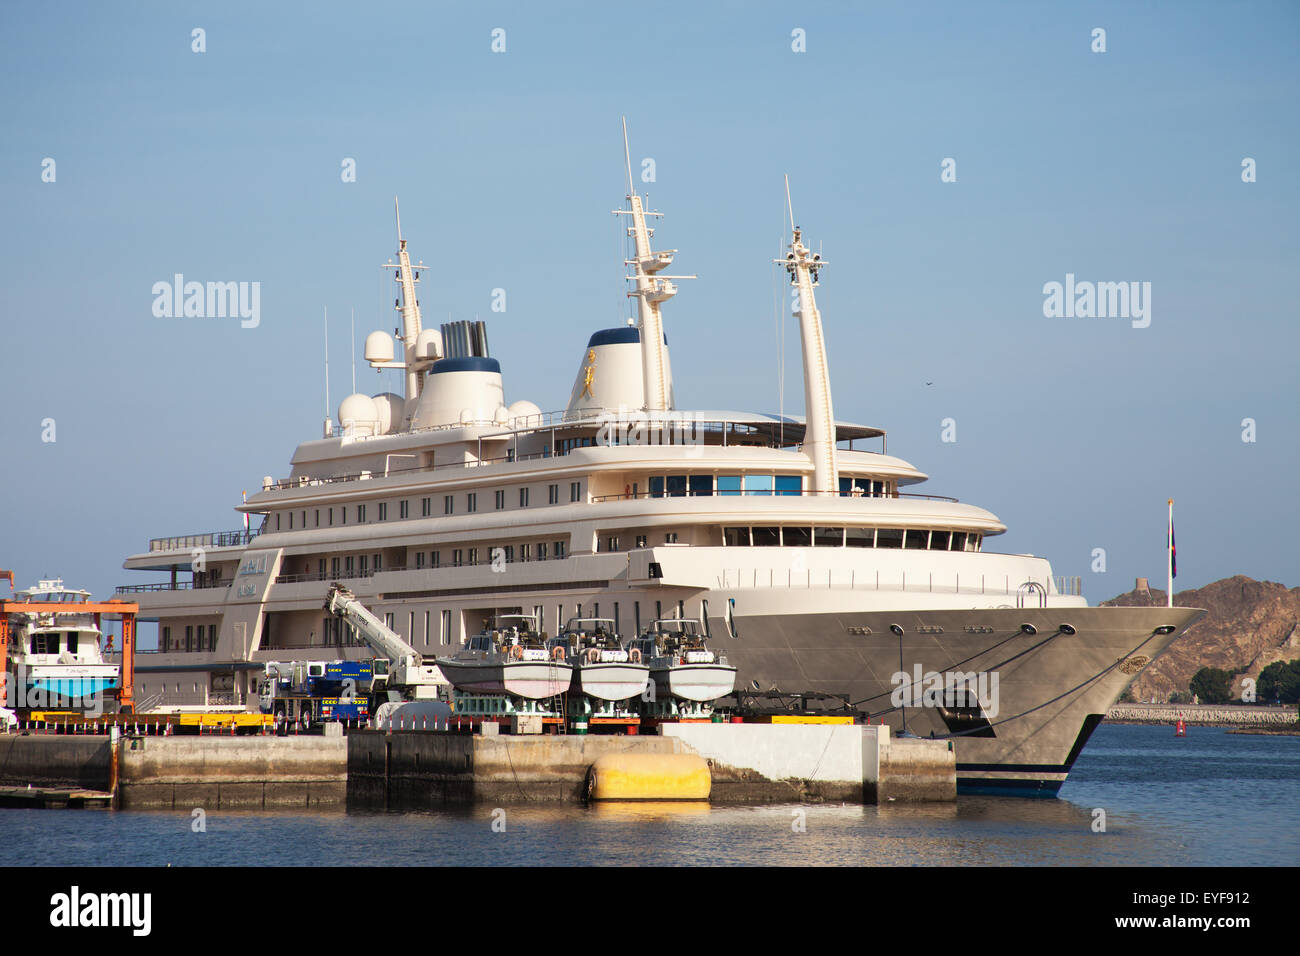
[1,724,1296,866]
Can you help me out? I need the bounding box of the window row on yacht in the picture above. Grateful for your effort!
[160,623,218,653]
[271,481,585,532]
[267,470,905,535]
[643,474,893,497]
[721,526,982,551]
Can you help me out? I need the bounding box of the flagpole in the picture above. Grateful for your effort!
[1167,498,1174,608]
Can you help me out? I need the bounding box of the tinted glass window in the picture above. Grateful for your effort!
[688,474,713,496]
[904,530,928,550]
[744,474,773,496]
[752,526,780,546]
[774,475,801,497]
[783,526,811,546]
[666,475,687,497]
[930,531,951,550]
[649,476,665,498]
[814,526,844,547]
[717,475,742,496]
[846,528,874,548]
[877,529,904,549]
[950,532,967,551]
[724,526,751,546]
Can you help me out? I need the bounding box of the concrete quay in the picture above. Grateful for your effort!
[350,723,956,807]
[0,723,956,809]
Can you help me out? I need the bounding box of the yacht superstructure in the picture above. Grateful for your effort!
[117,132,1203,793]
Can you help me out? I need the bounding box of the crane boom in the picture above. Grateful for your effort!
[325,582,420,665]
[324,583,446,698]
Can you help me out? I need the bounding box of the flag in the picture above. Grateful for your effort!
[1169,523,1177,578]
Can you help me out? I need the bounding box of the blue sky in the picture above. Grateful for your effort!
[1,0,1297,607]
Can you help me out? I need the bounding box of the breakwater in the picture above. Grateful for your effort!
[1105,703,1297,727]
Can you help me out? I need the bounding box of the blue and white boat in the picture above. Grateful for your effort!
[4,579,119,710]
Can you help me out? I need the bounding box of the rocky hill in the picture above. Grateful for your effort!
[1102,575,1300,702]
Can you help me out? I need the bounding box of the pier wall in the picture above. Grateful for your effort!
[117,736,347,809]
[659,723,868,802]
[0,736,111,790]
[351,725,957,807]
[347,731,679,807]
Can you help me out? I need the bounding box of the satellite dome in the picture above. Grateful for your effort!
[372,392,405,434]
[507,399,542,425]
[364,331,394,365]
[338,393,378,436]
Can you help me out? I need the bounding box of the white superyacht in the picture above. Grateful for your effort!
[118,138,1203,794]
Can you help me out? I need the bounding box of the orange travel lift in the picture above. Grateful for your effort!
[0,570,140,713]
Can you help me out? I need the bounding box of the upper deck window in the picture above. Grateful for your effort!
[840,477,886,497]
[783,527,811,546]
[846,527,874,548]
[689,475,712,496]
[815,527,844,546]
[904,530,928,550]
[744,475,774,496]
[666,476,687,497]
[876,529,904,549]
[718,476,742,496]
[724,527,750,546]
[774,475,801,497]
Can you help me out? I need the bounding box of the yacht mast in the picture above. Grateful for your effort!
[615,119,692,411]
[780,177,839,495]
[392,197,426,401]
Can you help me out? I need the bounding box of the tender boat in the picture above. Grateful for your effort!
[632,619,737,703]
[436,614,572,699]
[557,617,649,701]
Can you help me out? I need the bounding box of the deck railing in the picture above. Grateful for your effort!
[148,530,260,553]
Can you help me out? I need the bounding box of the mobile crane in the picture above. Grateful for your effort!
[323,583,447,706]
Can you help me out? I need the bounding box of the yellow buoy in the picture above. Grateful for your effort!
[587,753,711,801]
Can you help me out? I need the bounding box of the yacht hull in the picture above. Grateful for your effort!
[707,602,1205,795]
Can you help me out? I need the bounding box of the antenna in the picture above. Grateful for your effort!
[350,308,356,394]
[784,174,796,232]
[323,306,330,418]
[621,116,635,197]
[394,196,403,243]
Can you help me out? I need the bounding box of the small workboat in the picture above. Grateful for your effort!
[436,614,572,699]
[556,617,649,702]
[630,619,736,703]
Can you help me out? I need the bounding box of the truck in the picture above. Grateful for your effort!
[258,659,377,728]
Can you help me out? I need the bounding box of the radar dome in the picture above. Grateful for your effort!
[414,328,443,362]
[507,399,542,425]
[365,331,394,365]
[372,392,405,434]
[338,393,378,436]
